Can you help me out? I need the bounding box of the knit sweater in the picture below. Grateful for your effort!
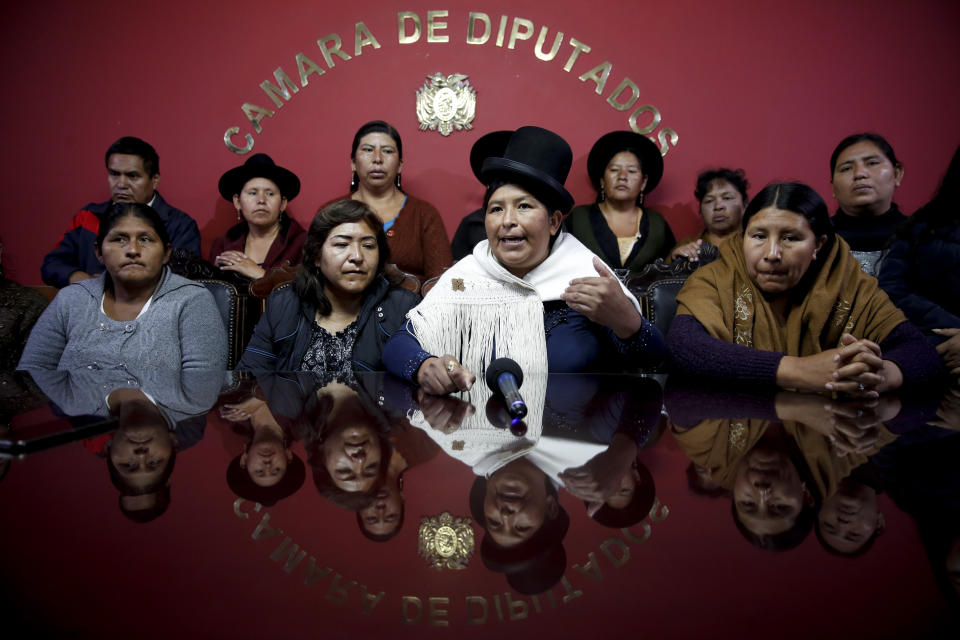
[18,267,227,371]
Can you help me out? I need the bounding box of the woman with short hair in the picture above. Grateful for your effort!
[238,199,420,372]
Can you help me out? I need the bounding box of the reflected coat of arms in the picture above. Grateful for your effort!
[416,73,476,136]
[418,511,475,570]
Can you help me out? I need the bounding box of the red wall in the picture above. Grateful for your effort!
[2,0,959,284]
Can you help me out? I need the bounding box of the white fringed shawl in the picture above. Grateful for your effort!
[405,232,641,477]
[406,230,641,377]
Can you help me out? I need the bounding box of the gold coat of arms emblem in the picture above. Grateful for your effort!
[416,73,476,136]
[418,511,475,570]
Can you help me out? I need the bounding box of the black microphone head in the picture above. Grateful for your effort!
[485,357,524,392]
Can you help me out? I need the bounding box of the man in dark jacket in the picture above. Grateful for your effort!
[41,136,201,287]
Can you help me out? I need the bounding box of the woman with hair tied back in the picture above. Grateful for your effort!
[332,120,451,282]
[564,130,675,274]
[19,202,227,371]
[667,182,940,393]
[829,132,905,277]
[211,153,307,281]
[237,199,420,373]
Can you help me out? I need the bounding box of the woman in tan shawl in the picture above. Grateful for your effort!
[668,182,939,394]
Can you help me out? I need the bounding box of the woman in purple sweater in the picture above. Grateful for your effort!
[667,182,939,394]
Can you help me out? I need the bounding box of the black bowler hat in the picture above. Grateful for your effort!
[218,153,301,202]
[587,130,663,194]
[469,130,513,181]
[480,126,574,213]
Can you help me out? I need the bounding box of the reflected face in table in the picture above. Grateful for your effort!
[108,423,176,493]
[818,484,884,555]
[483,457,558,548]
[733,447,809,536]
[323,423,382,494]
[358,482,403,538]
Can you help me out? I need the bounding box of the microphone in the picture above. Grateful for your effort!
[485,357,527,419]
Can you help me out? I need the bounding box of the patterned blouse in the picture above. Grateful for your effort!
[299,321,360,374]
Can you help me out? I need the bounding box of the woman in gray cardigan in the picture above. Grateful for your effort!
[19,203,226,371]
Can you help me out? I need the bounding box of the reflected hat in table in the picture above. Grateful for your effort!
[587,130,663,194]
[480,126,574,213]
[218,153,301,202]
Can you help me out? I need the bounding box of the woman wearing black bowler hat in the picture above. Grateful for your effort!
[450,130,514,260]
[211,153,307,281]
[565,131,675,273]
[382,126,667,394]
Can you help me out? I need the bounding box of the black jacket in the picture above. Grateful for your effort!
[238,276,420,371]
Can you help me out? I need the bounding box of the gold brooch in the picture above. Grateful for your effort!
[418,512,475,570]
[416,73,476,136]
[451,278,465,291]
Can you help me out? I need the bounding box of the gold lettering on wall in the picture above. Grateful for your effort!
[495,15,508,47]
[466,12,490,45]
[355,22,381,55]
[606,77,641,111]
[223,11,679,159]
[534,27,563,61]
[657,128,679,156]
[507,17,535,50]
[629,104,662,135]
[579,61,613,95]
[426,11,450,43]
[260,67,300,108]
[241,103,275,135]
[562,38,591,72]
[295,52,325,86]
[398,11,422,44]
[317,34,352,68]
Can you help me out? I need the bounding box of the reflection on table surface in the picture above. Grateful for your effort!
[2,367,959,637]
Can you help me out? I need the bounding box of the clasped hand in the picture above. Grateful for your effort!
[214,250,265,279]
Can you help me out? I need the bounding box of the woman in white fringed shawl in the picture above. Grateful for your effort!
[383,127,666,395]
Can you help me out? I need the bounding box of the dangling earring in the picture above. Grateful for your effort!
[236,208,242,222]
[396,173,402,191]
[599,184,606,202]
[638,192,645,208]
[350,171,358,191]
